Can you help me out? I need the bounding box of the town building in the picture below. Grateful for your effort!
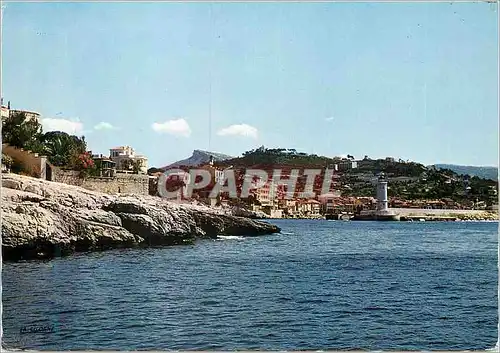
[9,109,41,123]
[245,178,281,216]
[1,99,10,120]
[162,170,191,200]
[254,181,277,207]
[10,109,41,122]
[298,199,321,216]
[278,199,299,217]
[332,158,358,172]
[90,153,116,177]
[318,191,341,214]
[181,162,233,205]
[109,146,148,174]
[215,169,225,185]
[1,99,41,123]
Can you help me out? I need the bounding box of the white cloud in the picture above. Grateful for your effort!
[152,118,191,137]
[42,118,83,135]
[217,124,258,139]
[94,122,116,130]
[325,116,334,122]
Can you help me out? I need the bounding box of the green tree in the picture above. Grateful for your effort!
[2,154,13,169]
[40,131,87,167]
[131,159,143,174]
[121,159,132,171]
[1,112,44,152]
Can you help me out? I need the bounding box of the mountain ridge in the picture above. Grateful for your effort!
[161,149,234,170]
[433,164,498,180]
[155,148,498,182]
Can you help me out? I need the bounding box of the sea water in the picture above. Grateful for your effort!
[2,220,497,350]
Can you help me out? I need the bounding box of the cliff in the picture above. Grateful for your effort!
[161,149,234,170]
[1,174,280,261]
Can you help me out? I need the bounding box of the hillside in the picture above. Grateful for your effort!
[218,147,339,167]
[148,147,498,206]
[433,164,498,181]
[216,147,498,206]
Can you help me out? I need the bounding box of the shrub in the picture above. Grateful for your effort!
[2,154,13,168]
[73,152,96,178]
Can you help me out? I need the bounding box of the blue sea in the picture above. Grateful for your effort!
[2,220,498,350]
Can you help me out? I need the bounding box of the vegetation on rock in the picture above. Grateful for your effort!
[2,112,91,172]
[2,154,13,169]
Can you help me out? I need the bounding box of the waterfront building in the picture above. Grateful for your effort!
[318,192,341,214]
[254,181,277,208]
[193,162,233,202]
[298,199,321,216]
[278,199,299,217]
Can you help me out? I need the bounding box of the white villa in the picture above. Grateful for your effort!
[109,146,148,174]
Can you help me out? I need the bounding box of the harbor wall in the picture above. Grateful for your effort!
[390,208,494,216]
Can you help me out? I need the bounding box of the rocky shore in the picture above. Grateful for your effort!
[1,174,280,261]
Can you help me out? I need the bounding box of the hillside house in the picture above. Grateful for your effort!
[110,146,148,174]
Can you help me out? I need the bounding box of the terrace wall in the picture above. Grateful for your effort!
[52,169,149,196]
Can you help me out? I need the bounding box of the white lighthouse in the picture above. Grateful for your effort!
[376,172,389,212]
[353,171,399,221]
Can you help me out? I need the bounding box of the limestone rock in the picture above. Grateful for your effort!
[1,173,280,260]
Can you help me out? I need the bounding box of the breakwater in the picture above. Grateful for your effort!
[393,208,498,221]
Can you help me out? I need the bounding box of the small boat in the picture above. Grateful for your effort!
[339,214,351,221]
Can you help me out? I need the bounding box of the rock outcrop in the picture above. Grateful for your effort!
[161,149,234,170]
[205,205,269,219]
[1,174,280,261]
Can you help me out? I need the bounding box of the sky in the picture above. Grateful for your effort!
[1,2,498,168]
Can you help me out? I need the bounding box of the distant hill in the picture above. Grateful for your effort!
[151,147,498,183]
[161,149,234,170]
[146,147,498,205]
[219,147,337,167]
[433,164,498,180]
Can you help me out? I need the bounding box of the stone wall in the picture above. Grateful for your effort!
[52,169,149,195]
[2,143,47,179]
[149,176,158,196]
[391,207,494,216]
[83,174,149,195]
[51,168,82,186]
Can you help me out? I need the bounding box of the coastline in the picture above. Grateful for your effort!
[2,173,496,261]
[258,211,498,222]
[1,174,281,261]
